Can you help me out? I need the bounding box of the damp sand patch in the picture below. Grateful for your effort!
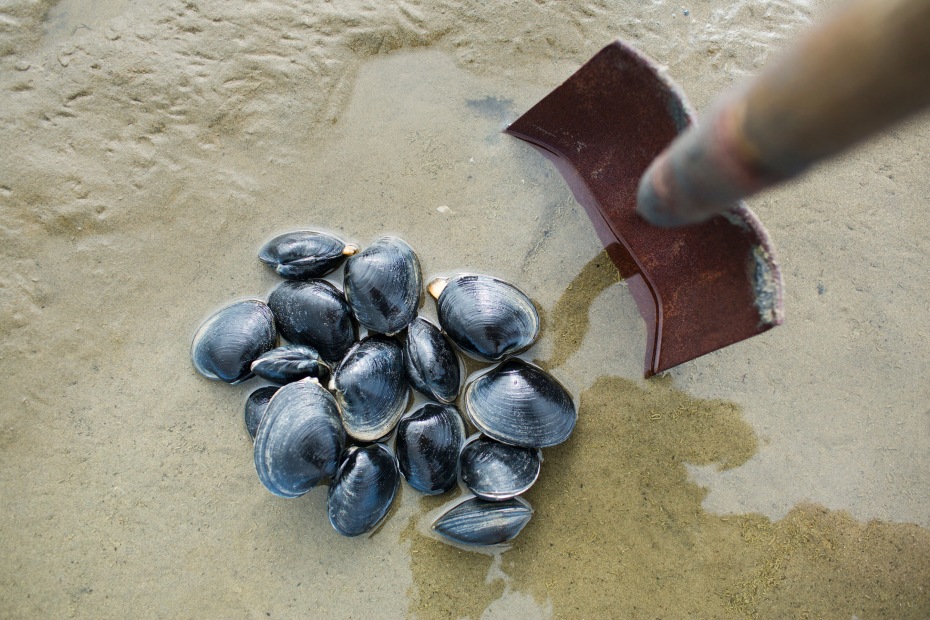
[404,255,930,618]
[405,370,930,618]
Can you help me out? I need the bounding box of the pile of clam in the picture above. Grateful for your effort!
[191,231,576,545]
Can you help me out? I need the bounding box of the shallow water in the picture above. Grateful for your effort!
[1,0,928,617]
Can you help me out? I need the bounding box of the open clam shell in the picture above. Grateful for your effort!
[330,336,409,442]
[244,385,278,441]
[253,378,345,498]
[432,496,533,546]
[463,358,576,448]
[396,403,465,495]
[250,344,331,385]
[404,317,461,404]
[459,436,542,501]
[343,236,421,335]
[428,274,539,361]
[327,444,400,537]
[191,299,277,384]
[267,279,356,362]
[258,230,358,280]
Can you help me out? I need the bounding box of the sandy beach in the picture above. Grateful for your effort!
[1,0,928,617]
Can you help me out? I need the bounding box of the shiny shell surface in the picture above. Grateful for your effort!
[191,299,277,384]
[258,230,357,280]
[253,378,345,498]
[463,358,576,448]
[395,403,465,495]
[430,274,539,361]
[250,344,331,384]
[432,496,533,546]
[404,317,461,404]
[343,236,421,335]
[327,444,400,537]
[459,436,541,501]
[244,385,278,440]
[330,336,409,442]
[267,279,356,362]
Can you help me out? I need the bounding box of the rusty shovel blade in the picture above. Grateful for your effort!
[505,41,784,377]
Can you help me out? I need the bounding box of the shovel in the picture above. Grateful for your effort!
[506,0,930,377]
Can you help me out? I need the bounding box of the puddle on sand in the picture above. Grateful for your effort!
[172,45,928,617]
[404,252,930,618]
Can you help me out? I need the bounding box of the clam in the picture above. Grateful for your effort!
[259,230,359,280]
[459,436,541,501]
[253,378,345,498]
[267,280,356,362]
[250,344,331,384]
[428,274,539,361]
[327,443,400,537]
[329,336,409,442]
[395,403,465,495]
[244,385,278,440]
[463,358,576,448]
[432,496,533,546]
[343,236,421,335]
[404,317,461,404]
[191,299,277,384]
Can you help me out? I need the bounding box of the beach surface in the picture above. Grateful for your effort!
[1,0,928,617]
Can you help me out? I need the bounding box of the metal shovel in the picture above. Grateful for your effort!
[506,0,930,377]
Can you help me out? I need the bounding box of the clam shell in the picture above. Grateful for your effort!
[395,403,465,495]
[463,358,576,448]
[343,236,421,335]
[250,344,331,385]
[429,274,539,361]
[330,336,409,442]
[327,444,400,537]
[432,496,533,546]
[259,230,358,280]
[267,280,356,362]
[404,317,461,404]
[459,436,541,501]
[244,385,278,441]
[191,299,277,384]
[253,378,345,498]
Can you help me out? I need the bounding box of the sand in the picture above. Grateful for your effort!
[1,0,928,617]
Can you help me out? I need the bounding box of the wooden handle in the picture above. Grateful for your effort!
[637,0,930,227]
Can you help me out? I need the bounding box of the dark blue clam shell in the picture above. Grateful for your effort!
[404,317,461,404]
[459,436,541,501]
[267,279,356,362]
[429,274,539,362]
[432,496,533,546]
[258,230,358,280]
[244,385,278,440]
[330,336,409,442]
[253,378,345,498]
[396,403,465,495]
[463,358,576,448]
[327,444,400,537]
[343,236,421,335]
[191,299,277,384]
[250,344,331,384]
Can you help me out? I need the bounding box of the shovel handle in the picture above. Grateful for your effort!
[637,0,930,227]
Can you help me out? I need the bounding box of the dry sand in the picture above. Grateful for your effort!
[1,0,928,617]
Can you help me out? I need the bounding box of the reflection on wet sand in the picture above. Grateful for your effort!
[406,251,930,618]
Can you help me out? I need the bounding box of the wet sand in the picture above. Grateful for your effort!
[1,0,928,617]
